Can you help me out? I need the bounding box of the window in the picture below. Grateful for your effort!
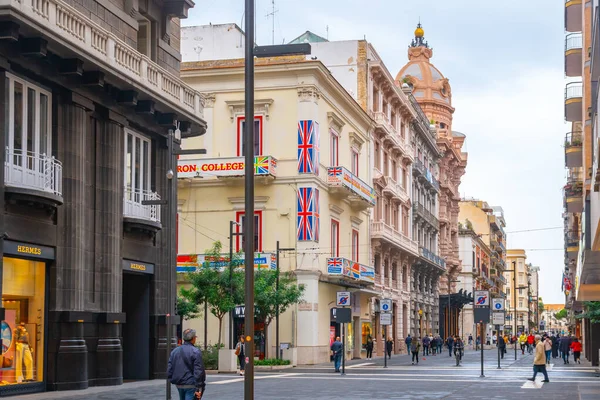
[236,210,263,252]
[331,219,340,257]
[391,111,397,129]
[374,141,381,170]
[400,121,405,139]
[402,207,409,235]
[401,166,407,189]
[383,151,389,176]
[506,288,510,296]
[237,116,263,157]
[351,149,359,176]
[124,129,152,199]
[352,229,359,261]
[5,73,52,167]
[372,87,379,112]
[330,130,339,166]
[519,301,523,308]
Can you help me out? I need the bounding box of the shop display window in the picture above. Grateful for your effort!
[1,257,45,386]
[361,322,372,350]
[345,322,354,351]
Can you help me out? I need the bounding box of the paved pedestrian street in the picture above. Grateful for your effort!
[13,349,600,400]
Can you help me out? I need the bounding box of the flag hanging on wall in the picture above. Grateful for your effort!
[297,120,319,174]
[297,187,320,241]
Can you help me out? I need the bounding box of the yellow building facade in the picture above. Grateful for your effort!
[176,57,375,364]
[505,250,531,334]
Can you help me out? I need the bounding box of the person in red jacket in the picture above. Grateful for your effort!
[527,333,535,354]
[570,336,583,364]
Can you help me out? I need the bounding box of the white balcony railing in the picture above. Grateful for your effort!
[565,33,583,52]
[371,221,419,255]
[123,188,161,223]
[565,82,583,100]
[4,149,63,197]
[2,0,203,119]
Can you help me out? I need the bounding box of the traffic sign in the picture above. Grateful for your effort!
[492,312,505,325]
[337,291,351,306]
[474,291,489,307]
[380,298,392,313]
[492,298,504,311]
[380,313,392,326]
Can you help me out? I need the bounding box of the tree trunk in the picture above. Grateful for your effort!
[217,315,223,348]
[264,319,271,359]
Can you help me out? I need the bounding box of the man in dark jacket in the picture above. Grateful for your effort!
[559,335,572,364]
[331,336,343,372]
[446,335,454,357]
[405,335,412,355]
[168,329,206,400]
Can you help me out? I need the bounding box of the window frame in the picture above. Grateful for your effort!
[351,148,359,176]
[235,210,263,252]
[124,128,152,197]
[330,128,339,166]
[352,229,359,261]
[236,115,264,157]
[331,219,340,257]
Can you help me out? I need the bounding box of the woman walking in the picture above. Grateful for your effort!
[570,337,582,364]
[543,335,552,364]
[365,336,374,360]
[235,335,246,376]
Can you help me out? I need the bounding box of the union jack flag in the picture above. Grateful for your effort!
[297,187,320,241]
[328,167,342,177]
[254,156,270,175]
[297,120,319,174]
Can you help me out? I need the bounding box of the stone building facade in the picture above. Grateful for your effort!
[0,0,204,395]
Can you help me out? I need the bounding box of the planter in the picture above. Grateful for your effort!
[254,364,294,371]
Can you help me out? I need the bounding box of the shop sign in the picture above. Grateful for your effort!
[3,240,55,260]
[233,305,261,319]
[326,257,375,284]
[177,156,277,178]
[177,253,275,273]
[122,259,155,275]
[327,166,376,205]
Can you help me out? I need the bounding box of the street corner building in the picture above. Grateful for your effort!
[0,0,206,395]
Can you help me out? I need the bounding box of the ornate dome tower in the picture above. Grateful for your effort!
[396,23,455,131]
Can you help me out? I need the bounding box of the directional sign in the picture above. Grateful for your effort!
[474,291,489,307]
[492,312,505,325]
[380,298,392,313]
[380,313,392,326]
[337,291,351,307]
[492,298,505,311]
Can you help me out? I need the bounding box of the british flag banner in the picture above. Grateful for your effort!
[297,187,320,241]
[297,120,319,174]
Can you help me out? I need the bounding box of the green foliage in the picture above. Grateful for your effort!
[180,241,245,346]
[554,308,568,320]
[254,358,291,366]
[198,343,224,370]
[538,300,545,314]
[576,301,600,323]
[254,269,305,328]
[176,296,199,320]
[465,219,473,230]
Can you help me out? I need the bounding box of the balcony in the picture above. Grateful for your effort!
[565,82,583,122]
[373,112,412,158]
[177,156,277,183]
[4,149,63,205]
[0,0,205,129]
[565,33,583,77]
[413,159,426,177]
[565,0,583,32]
[413,159,439,192]
[123,188,161,230]
[371,221,419,256]
[327,166,375,208]
[419,246,446,270]
[326,257,375,285]
[565,132,583,168]
[564,179,583,213]
[565,230,580,258]
[381,177,410,204]
[412,203,439,229]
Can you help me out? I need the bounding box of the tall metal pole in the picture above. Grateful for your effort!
[447,280,451,338]
[244,0,256,397]
[229,221,234,350]
[166,129,174,400]
[480,321,485,377]
[513,261,517,360]
[276,240,280,359]
[527,279,531,333]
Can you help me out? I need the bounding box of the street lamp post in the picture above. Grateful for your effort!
[229,221,242,349]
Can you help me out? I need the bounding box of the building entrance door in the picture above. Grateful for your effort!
[122,272,150,381]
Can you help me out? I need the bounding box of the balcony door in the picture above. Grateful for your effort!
[4,73,51,187]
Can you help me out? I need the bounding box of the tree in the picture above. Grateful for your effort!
[576,301,600,323]
[554,308,568,320]
[254,268,305,359]
[180,241,245,347]
[538,299,545,314]
[177,295,200,320]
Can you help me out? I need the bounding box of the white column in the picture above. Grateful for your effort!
[295,271,321,364]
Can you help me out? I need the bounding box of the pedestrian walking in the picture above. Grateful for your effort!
[468,334,473,347]
[570,337,582,364]
[527,334,550,383]
[405,335,412,355]
[551,335,559,358]
[560,335,571,364]
[431,336,437,355]
[411,337,421,365]
[167,328,206,400]
[436,335,443,354]
[543,335,552,365]
[365,336,374,360]
[498,334,506,359]
[331,336,343,372]
[235,335,246,376]
[453,336,464,366]
[386,337,393,359]
[527,332,535,354]
[446,335,454,357]
[486,334,490,346]
[519,333,527,354]
[422,335,430,356]
[492,333,497,345]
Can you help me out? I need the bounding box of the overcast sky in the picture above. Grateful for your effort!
[185,0,567,304]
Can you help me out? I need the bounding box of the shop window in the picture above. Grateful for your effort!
[237,116,263,157]
[361,322,372,350]
[331,219,339,257]
[4,73,52,171]
[236,210,262,252]
[1,257,45,385]
[352,229,359,261]
[330,130,339,166]
[124,129,152,203]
